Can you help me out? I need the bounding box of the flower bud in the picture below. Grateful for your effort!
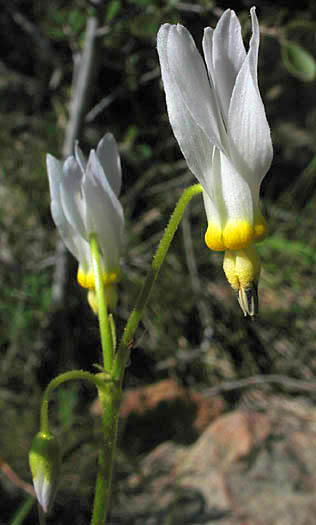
[29,431,61,513]
[87,283,118,314]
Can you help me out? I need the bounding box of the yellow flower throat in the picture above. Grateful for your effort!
[77,268,120,313]
[205,215,267,252]
[77,268,120,289]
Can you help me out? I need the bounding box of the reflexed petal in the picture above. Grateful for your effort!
[47,135,124,278]
[203,9,246,124]
[201,27,215,90]
[70,234,91,273]
[74,143,87,174]
[46,154,70,235]
[50,200,90,272]
[157,24,214,190]
[47,155,80,258]
[85,151,124,230]
[227,7,273,185]
[219,151,254,223]
[160,23,227,153]
[248,7,261,94]
[49,197,72,250]
[82,151,124,271]
[60,156,86,238]
[202,148,253,226]
[96,133,122,197]
[46,154,63,205]
[202,190,221,227]
[203,147,224,221]
[204,149,254,226]
[204,151,257,251]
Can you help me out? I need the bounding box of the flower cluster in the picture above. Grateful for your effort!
[157,7,273,315]
[35,5,273,519]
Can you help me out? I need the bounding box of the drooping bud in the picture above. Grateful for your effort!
[223,246,261,317]
[87,284,118,314]
[29,431,61,513]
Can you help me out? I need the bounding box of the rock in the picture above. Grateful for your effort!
[113,397,316,524]
[92,378,225,453]
[119,378,224,429]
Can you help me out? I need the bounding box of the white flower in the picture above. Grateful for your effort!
[157,7,272,251]
[157,7,273,315]
[46,134,124,302]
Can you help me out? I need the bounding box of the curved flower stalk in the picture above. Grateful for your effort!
[157,7,273,316]
[47,134,124,311]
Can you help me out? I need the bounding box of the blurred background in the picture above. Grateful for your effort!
[1,0,316,523]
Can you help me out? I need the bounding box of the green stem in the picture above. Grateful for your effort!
[40,370,108,434]
[90,183,202,524]
[113,183,203,381]
[89,234,117,524]
[38,504,46,525]
[91,382,121,525]
[10,496,35,525]
[90,234,113,372]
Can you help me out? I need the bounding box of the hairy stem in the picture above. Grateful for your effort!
[113,183,203,382]
[40,370,107,434]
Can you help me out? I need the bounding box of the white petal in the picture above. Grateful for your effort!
[46,154,63,205]
[85,151,124,227]
[157,24,215,190]
[60,156,87,238]
[219,151,254,224]
[33,471,49,513]
[50,200,90,272]
[203,147,224,217]
[82,151,124,271]
[227,7,273,187]
[161,23,227,153]
[47,154,83,263]
[203,9,246,124]
[203,149,254,226]
[72,235,91,272]
[96,133,122,197]
[74,143,87,174]
[201,27,214,87]
[202,190,221,227]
